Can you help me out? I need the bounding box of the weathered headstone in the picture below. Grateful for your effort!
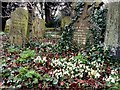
[73,2,90,46]
[61,16,72,28]
[9,7,29,46]
[5,19,11,33]
[32,17,45,40]
[73,19,89,45]
[104,2,120,59]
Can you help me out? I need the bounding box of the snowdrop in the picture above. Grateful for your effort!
[79,73,83,78]
[43,57,47,62]
[95,72,101,78]
[91,69,97,76]
[71,75,74,78]
[34,56,42,62]
[106,76,115,83]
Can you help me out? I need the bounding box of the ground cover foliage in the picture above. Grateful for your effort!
[0,1,120,90]
[1,40,120,89]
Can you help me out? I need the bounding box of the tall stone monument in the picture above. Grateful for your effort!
[104,2,120,59]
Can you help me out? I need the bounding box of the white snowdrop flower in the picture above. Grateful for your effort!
[107,76,115,83]
[62,58,65,60]
[43,57,47,61]
[70,56,74,60]
[83,64,86,69]
[91,69,97,76]
[73,63,76,67]
[8,68,11,70]
[79,74,83,78]
[95,73,101,78]
[71,75,74,78]
[111,78,115,83]
[7,57,11,60]
[60,72,63,75]
[57,62,61,66]
[111,70,115,74]
[51,59,54,61]
[62,69,64,72]
[77,66,80,68]
[91,61,96,64]
[11,71,14,74]
[88,72,91,76]
[106,77,110,82]
[67,62,71,65]
[64,62,67,65]
[71,71,74,74]
[73,67,76,70]
[75,69,79,72]
[69,67,72,71]
[36,56,42,60]
[96,63,99,68]
[66,71,69,74]
[54,69,58,73]
[79,64,83,68]
[79,69,84,73]
[86,66,89,70]
[75,74,78,77]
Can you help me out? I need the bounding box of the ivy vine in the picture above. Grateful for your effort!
[89,6,107,46]
[57,1,85,52]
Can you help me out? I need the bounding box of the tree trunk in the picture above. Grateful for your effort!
[45,2,51,24]
[104,2,120,59]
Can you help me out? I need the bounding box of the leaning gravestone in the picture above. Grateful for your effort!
[9,7,29,46]
[32,17,45,41]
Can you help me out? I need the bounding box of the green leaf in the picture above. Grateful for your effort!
[34,73,42,80]
[25,73,33,78]
[43,74,52,81]
[53,79,58,85]
[33,78,38,84]
[20,49,36,59]
[19,67,28,74]
[16,85,22,88]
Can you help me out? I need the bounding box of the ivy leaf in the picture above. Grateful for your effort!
[25,73,33,78]
[33,78,38,84]
[53,79,58,85]
[16,84,22,88]
[43,74,52,81]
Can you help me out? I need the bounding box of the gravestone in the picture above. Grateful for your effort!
[73,19,89,45]
[9,7,29,46]
[73,2,90,46]
[61,16,72,28]
[5,19,11,33]
[32,17,45,40]
[104,2,120,59]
